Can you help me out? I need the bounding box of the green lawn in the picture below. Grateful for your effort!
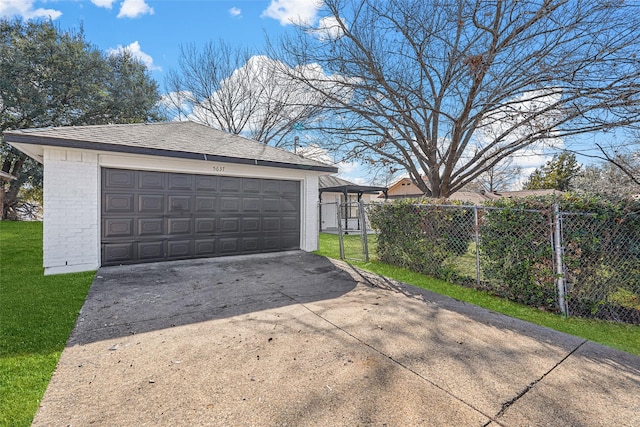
[317,233,640,356]
[0,221,95,426]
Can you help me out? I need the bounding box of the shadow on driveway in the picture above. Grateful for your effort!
[69,251,356,346]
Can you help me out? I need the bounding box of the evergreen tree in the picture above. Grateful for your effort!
[0,19,162,219]
[523,151,582,191]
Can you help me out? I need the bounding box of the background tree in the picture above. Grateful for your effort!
[274,0,640,197]
[164,40,328,148]
[463,156,521,193]
[0,19,162,219]
[573,154,640,198]
[523,151,581,191]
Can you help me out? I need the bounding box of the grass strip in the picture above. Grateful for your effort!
[0,221,95,426]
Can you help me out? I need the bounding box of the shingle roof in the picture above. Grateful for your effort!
[319,175,356,188]
[4,121,338,173]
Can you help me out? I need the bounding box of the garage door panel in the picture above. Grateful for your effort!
[168,218,192,235]
[263,217,281,232]
[195,175,217,191]
[281,181,299,196]
[104,194,134,213]
[138,241,165,260]
[102,169,300,266]
[195,218,216,234]
[242,217,260,232]
[103,218,134,238]
[262,236,280,251]
[281,234,300,250]
[220,217,239,233]
[168,195,191,212]
[104,169,135,189]
[138,218,164,236]
[281,198,298,212]
[219,237,239,254]
[242,197,261,212]
[262,198,280,213]
[240,237,260,252]
[103,243,134,263]
[220,197,239,212]
[243,178,261,193]
[167,240,192,258]
[262,180,280,194]
[139,171,164,189]
[281,217,299,231]
[195,196,216,212]
[168,174,193,190]
[138,194,164,213]
[195,239,216,256]
[220,177,241,193]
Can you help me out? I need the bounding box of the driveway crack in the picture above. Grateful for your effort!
[272,284,503,426]
[494,339,588,419]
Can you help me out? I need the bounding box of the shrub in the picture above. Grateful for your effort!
[368,199,475,281]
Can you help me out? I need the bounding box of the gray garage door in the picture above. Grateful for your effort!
[101,168,300,266]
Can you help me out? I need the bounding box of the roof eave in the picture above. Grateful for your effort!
[4,133,338,173]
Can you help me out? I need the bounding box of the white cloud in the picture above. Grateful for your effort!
[262,0,321,26]
[229,7,242,17]
[91,0,116,8]
[0,0,62,20]
[107,41,161,71]
[296,144,366,178]
[311,15,345,41]
[117,0,153,18]
[186,55,350,141]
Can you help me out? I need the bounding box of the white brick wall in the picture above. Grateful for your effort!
[301,172,320,252]
[43,148,99,275]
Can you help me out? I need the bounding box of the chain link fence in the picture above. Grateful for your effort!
[319,201,373,262]
[321,201,640,325]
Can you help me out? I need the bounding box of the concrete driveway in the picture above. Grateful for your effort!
[33,251,640,426]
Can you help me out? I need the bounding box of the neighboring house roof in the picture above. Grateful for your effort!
[3,121,338,173]
[319,175,388,198]
[0,171,16,181]
[382,177,423,198]
[380,176,564,203]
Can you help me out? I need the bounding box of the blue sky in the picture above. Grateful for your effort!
[0,1,617,187]
[0,0,317,89]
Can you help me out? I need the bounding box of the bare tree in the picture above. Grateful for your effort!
[164,40,328,148]
[273,0,640,197]
[464,156,521,192]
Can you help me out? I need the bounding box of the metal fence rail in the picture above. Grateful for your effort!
[320,201,640,325]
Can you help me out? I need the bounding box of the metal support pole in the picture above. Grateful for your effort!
[336,198,345,260]
[474,206,481,287]
[553,204,568,316]
[360,200,369,262]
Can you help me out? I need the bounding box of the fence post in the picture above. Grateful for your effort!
[336,198,345,260]
[474,206,481,287]
[553,203,568,316]
[359,200,369,262]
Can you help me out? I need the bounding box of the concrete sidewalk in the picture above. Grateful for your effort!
[33,252,640,426]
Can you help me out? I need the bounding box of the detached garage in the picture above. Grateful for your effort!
[5,121,337,275]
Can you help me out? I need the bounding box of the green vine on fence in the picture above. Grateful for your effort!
[368,194,640,324]
[368,198,475,282]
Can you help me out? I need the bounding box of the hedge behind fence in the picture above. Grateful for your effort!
[368,199,475,282]
[369,194,640,323]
